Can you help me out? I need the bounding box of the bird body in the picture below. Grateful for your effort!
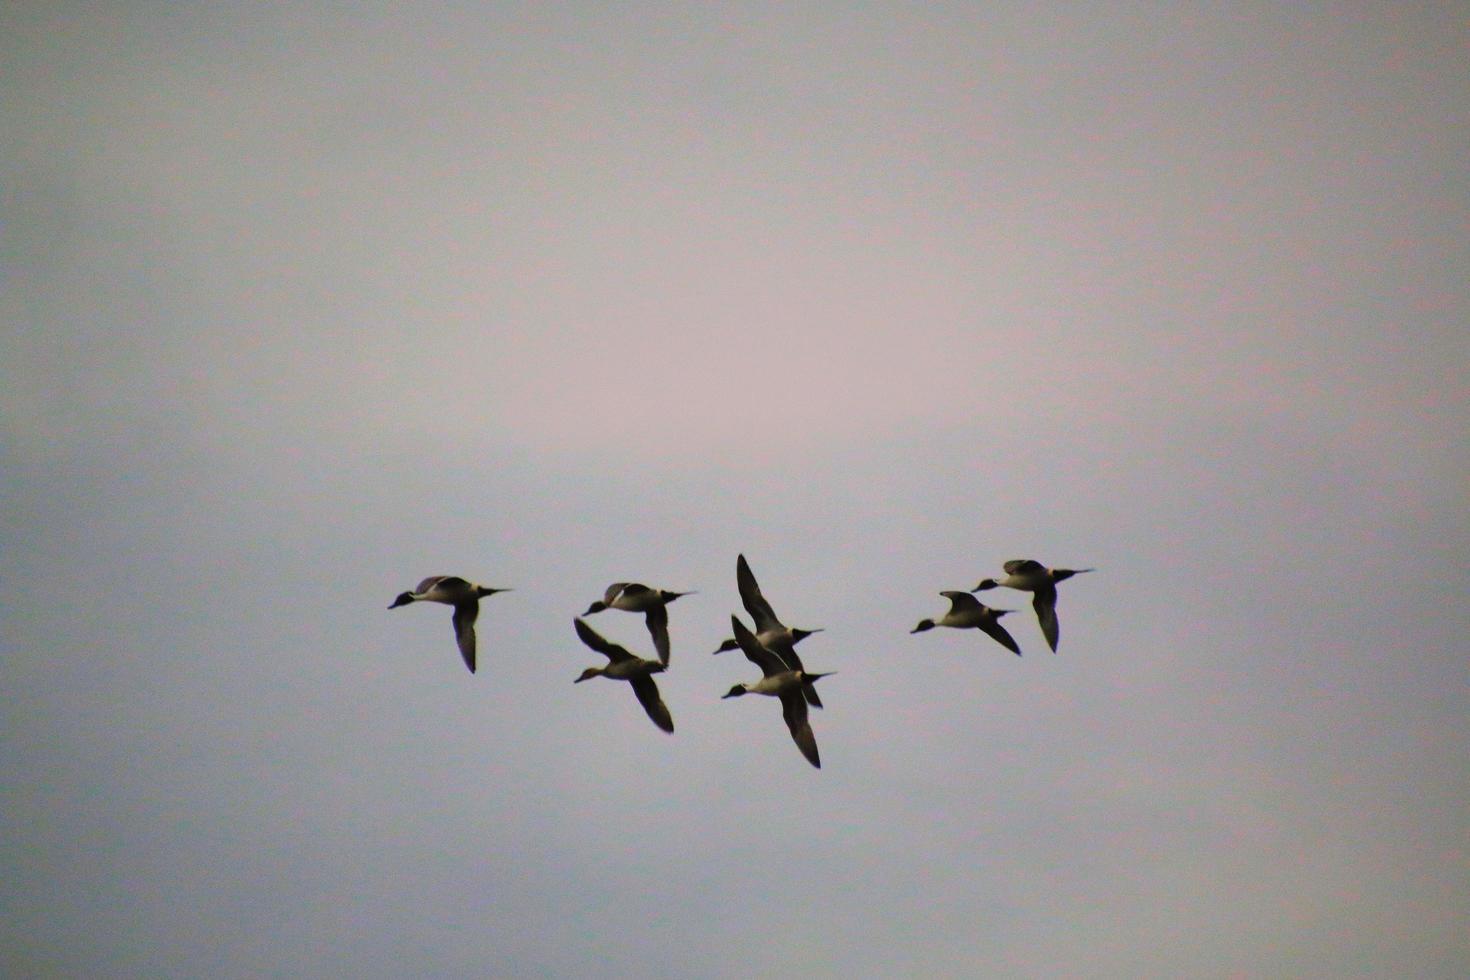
[727,671,807,697]
[388,576,509,673]
[585,582,688,614]
[912,590,1021,656]
[712,625,820,657]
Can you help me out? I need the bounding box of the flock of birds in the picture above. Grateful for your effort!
[389,556,1093,769]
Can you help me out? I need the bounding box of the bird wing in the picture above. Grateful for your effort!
[630,674,674,733]
[451,600,479,673]
[1032,585,1060,652]
[644,603,672,666]
[940,590,982,614]
[574,618,633,662]
[736,554,783,632]
[616,582,651,601]
[416,575,452,594]
[1004,559,1044,576]
[730,616,787,677]
[978,616,1022,657]
[780,688,821,768]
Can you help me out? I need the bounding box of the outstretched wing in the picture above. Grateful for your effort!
[730,615,787,677]
[1032,585,1060,652]
[736,554,783,633]
[451,600,479,673]
[574,618,633,662]
[940,590,982,615]
[1004,559,1044,576]
[630,675,674,733]
[780,688,820,768]
[978,616,1022,657]
[644,604,672,666]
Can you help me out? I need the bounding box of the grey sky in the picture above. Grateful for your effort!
[3,2,1467,977]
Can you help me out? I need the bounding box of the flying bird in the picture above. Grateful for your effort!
[720,615,832,769]
[712,554,825,708]
[388,576,511,673]
[582,582,693,666]
[972,559,1093,652]
[911,590,1021,656]
[571,618,674,734]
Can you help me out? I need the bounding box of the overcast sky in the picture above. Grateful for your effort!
[3,2,1467,977]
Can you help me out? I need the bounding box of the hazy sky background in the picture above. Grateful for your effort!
[3,2,1467,976]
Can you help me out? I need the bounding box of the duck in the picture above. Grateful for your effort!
[582,582,693,666]
[972,559,1093,652]
[571,618,674,733]
[720,614,832,769]
[911,590,1021,656]
[712,554,825,708]
[388,576,511,673]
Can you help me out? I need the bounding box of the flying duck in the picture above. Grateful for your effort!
[388,576,510,673]
[571,618,674,734]
[911,590,1021,656]
[720,614,832,769]
[582,582,693,666]
[972,559,1093,652]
